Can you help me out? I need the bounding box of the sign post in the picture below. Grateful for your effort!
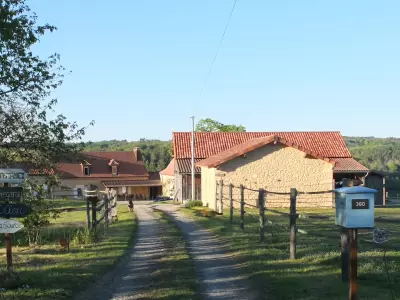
[0,202,32,218]
[0,219,24,233]
[0,169,28,272]
[0,169,27,184]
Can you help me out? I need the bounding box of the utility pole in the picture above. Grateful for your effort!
[191,116,195,201]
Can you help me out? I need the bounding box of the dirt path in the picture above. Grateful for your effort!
[76,204,258,300]
[155,205,259,300]
[75,205,167,300]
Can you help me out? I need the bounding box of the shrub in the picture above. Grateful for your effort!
[184,200,203,208]
[71,228,102,246]
[22,181,60,246]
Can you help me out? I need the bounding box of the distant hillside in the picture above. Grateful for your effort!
[83,136,400,173]
[344,136,400,172]
[84,139,172,172]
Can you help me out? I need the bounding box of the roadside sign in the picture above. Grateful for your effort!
[0,187,23,202]
[0,169,27,184]
[0,219,24,234]
[0,203,32,218]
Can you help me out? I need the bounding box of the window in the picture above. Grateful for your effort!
[112,166,118,175]
[84,166,90,176]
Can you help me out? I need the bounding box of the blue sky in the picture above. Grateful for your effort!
[30,0,400,141]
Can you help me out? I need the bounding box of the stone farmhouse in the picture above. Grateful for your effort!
[172,132,385,209]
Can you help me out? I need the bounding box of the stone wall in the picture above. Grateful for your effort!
[201,144,334,209]
[160,174,174,197]
[201,166,216,209]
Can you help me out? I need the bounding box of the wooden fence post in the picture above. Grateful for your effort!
[86,196,91,229]
[218,179,223,215]
[240,184,244,231]
[215,181,219,212]
[92,200,97,230]
[104,196,109,234]
[341,227,350,282]
[259,189,265,242]
[3,182,12,272]
[289,188,297,259]
[229,184,233,224]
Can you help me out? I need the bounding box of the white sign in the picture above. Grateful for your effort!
[0,219,24,233]
[0,169,27,184]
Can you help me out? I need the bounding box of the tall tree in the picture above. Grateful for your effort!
[195,118,246,132]
[0,0,92,170]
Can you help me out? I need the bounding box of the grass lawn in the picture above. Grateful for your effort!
[140,209,199,300]
[154,200,181,205]
[0,200,137,300]
[181,206,400,300]
[51,199,86,210]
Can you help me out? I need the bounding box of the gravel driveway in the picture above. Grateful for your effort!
[155,205,259,300]
[75,205,167,300]
[76,204,258,300]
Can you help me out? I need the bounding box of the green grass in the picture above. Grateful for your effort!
[52,210,87,225]
[50,199,86,210]
[0,203,137,299]
[154,200,181,205]
[141,210,198,300]
[181,206,400,300]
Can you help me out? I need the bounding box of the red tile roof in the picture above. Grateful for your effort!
[197,136,336,168]
[28,168,55,176]
[176,158,201,174]
[57,152,148,179]
[0,163,55,176]
[160,159,175,176]
[173,132,352,159]
[332,158,369,173]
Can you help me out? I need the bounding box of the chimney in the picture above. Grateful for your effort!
[133,147,144,164]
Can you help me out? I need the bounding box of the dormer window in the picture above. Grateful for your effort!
[108,159,119,176]
[81,160,91,176]
[112,166,118,176]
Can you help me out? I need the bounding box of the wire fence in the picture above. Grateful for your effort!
[200,180,400,298]
[214,180,400,255]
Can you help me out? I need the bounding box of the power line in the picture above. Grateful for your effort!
[193,0,238,111]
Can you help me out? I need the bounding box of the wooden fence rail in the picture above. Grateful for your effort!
[214,180,400,300]
[84,190,116,234]
[220,182,300,259]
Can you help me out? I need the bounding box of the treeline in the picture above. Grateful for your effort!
[83,136,400,173]
[84,139,172,172]
[345,137,400,172]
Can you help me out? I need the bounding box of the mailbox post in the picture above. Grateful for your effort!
[334,186,377,300]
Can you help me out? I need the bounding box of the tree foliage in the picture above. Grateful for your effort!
[84,136,400,174]
[195,118,246,132]
[84,139,172,172]
[0,0,92,169]
[345,137,400,173]
[0,0,92,243]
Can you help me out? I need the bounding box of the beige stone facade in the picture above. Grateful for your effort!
[201,166,217,209]
[201,144,334,209]
[160,174,174,197]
